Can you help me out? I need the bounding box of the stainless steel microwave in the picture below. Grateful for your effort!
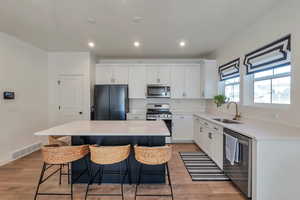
[147,85,171,98]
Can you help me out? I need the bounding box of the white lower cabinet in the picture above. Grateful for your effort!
[193,117,201,145]
[172,115,194,142]
[209,128,223,169]
[194,116,223,169]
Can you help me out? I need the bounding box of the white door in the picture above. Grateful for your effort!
[185,65,201,98]
[58,75,84,124]
[171,66,186,98]
[129,65,146,98]
[199,126,210,154]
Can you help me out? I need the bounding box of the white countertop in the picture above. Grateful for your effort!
[35,120,170,136]
[194,112,300,141]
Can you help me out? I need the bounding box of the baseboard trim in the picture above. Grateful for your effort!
[0,141,43,167]
[171,139,194,143]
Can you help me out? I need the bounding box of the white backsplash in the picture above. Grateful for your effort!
[129,98,206,114]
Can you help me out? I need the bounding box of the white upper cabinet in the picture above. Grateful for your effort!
[170,66,186,98]
[95,60,217,99]
[128,65,146,98]
[171,64,201,99]
[96,64,129,84]
[201,60,218,98]
[185,65,201,99]
[146,65,170,85]
[113,66,129,84]
[96,65,113,84]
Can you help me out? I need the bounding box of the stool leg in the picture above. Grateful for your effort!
[59,164,62,185]
[85,166,101,200]
[67,163,70,184]
[135,163,143,200]
[98,165,104,185]
[166,163,174,200]
[120,161,124,200]
[126,158,132,185]
[70,169,73,200]
[34,163,47,200]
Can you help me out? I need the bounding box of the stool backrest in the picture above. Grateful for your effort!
[89,145,130,165]
[134,145,172,165]
[42,144,89,164]
[48,136,69,146]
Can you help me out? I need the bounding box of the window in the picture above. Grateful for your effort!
[253,65,291,104]
[224,77,240,102]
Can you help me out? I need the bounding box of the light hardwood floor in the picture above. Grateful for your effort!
[0,144,246,200]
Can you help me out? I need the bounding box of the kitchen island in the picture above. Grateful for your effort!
[35,120,170,184]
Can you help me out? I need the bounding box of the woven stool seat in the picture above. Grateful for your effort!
[89,144,131,165]
[42,144,89,165]
[134,145,172,165]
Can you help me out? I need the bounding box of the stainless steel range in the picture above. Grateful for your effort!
[146,103,172,142]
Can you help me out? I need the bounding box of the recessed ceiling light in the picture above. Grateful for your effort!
[179,41,186,47]
[88,42,95,48]
[133,41,140,47]
[87,17,96,24]
[132,16,143,24]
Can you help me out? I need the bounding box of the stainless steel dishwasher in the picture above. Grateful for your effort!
[223,128,252,199]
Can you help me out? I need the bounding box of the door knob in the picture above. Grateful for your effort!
[79,112,83,115]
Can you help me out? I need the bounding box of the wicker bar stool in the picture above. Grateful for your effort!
[85,144,131,200]
[48,136,72,184]
[134,145,174,200]
[34,144,89,200]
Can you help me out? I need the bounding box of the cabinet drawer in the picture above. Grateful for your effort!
[199,119,209,128]
[211,124,222,133]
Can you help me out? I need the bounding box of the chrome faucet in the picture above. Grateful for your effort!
[227,102,241,121]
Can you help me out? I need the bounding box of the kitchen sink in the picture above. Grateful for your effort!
[213,118,242,124]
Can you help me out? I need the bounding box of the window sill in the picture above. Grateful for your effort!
[243,103,290,110]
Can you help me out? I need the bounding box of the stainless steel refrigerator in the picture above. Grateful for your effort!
[93,85,129,120]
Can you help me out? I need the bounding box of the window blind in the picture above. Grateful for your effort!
[218,58,240,81]
[244,34,291,75]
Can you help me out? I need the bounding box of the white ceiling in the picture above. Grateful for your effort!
[0,0,281,58]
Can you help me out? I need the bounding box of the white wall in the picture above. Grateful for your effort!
[48,52,94,126]
[206,0,300,127]
[0,32,48,165]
